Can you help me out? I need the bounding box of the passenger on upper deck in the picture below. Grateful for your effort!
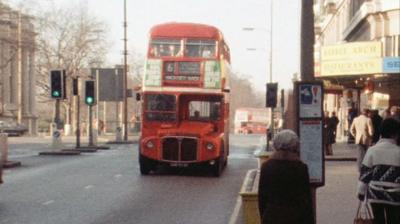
[167,45,182,57]
[150,45,159,57]
[202,46,214,58]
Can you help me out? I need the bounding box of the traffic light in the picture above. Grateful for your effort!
[266,83,278,108]
[50,70,65,99]
[85,80,96,106]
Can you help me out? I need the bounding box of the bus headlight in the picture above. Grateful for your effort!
[206,142,214,151]
[146,140,155,149]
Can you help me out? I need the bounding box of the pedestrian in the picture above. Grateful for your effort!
[389,105,400,121]
[323,111,333,155]
[328,111,339,153]
[357,118,400,224]
[330,111,339,141]
[347,106,358,144]
[350,108,374,172]
[258,130,314,224]
[369,109,382,145]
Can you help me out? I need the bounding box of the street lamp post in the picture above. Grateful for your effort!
[268,0,274,150]
[243,0,275,151]
[123,0,128,141]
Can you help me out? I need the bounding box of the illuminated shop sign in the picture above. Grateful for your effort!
[321,41,381,61]
[382,57,400,73]
[321,58,382,76]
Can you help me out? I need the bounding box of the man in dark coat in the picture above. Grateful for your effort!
[368,109,382,145]
[258,130,314,224]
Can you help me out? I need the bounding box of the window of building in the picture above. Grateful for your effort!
[349,0,366,19]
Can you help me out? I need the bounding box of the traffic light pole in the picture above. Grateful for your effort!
[55,99,60,128]
[51,98,63,149]
[76,91,81,148]
[88,105,94,147]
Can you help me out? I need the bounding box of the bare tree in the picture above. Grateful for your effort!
[34,4,109,131]
[229,72,264,131]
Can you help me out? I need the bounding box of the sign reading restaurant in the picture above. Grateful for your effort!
[319,41,383,77]
[321,58,382,76]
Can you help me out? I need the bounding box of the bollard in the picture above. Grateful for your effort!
[93,128,98,146]
[115,127,122,142]
[51,123,63,149]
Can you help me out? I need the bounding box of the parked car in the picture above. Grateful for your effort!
[0,121,28,136]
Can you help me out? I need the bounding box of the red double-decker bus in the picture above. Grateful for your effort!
[139,22,231,176]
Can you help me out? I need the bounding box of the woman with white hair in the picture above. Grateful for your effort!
[258,129,314,224]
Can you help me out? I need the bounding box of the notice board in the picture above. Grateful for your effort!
[296,81,325,187]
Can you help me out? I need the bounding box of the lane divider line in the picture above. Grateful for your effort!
[42,200,54,206]
[84,185,94,190]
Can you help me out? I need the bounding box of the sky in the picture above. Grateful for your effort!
[8,0,301,91]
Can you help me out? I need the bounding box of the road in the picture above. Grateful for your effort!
[0,135,260,224]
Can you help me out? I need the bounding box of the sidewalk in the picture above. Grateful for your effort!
[255,135,358,161]
[325,141,358,161]
[6,134,139,159]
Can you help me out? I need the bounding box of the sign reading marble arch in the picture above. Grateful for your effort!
[320,41,383,77]
[321,41,381,61]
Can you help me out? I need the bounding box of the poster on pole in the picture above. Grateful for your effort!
[299,83,322,118]
[299,119,324,185]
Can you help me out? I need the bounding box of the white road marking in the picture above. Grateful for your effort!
[114,174,122,178]
[229,153,255,159]
[42,200,55,206]
[84,185,94,190]
[228,196,242,224]
[229,169,258,224]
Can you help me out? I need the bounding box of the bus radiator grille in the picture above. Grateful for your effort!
[181,138,197,161]
[162,138,179,161]
[162,137,198,162]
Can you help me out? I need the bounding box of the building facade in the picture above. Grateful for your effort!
[0,3,37,135]
[314,0,400,139]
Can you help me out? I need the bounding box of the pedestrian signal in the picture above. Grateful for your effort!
[266,83,278,108]
[85,80,96,106]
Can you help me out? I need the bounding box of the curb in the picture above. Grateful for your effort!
[3,160,22,168]
[106,140,136,144]
[39,151,81,156]
[325,157,357,161]
[62,148,97,153]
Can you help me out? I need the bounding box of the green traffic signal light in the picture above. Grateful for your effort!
[86,96,94,105]
[52,91,60,97]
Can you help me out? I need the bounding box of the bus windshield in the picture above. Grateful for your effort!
[145,94,177,121]
[188,100,221,121]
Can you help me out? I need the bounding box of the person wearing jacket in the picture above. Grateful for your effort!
[357,118,400,224]
[350,108,374,171]
[258,130,314,224]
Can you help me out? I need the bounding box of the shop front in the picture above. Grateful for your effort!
[315,41,400,141]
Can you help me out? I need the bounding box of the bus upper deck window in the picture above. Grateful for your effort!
[150,39,181,57]
[185,39,216,58]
